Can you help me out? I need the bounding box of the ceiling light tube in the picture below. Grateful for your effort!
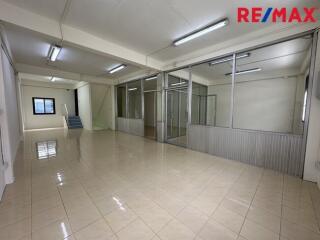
[128,88,138,91]
[109,64,127,74]
[171,81,187,86]
[51,77,56,82]
[209,53,250,66]
[48,45,62,62]
[225,68,262,76]
[173,18,229,46]
[145,76,157,81]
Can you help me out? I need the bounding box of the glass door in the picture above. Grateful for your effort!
[166,88,188,147]
[144,91,157,140]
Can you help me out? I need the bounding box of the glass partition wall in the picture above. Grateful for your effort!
[165,70,190,147]
[191,55,233,127]
[233,37,312,134]
[115,75,161,140]
[116,32,316,176]
[127,80,142,119]
[143,77,158,139]
[187,34,313,135]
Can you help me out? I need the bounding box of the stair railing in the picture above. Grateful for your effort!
[64,104,69,124]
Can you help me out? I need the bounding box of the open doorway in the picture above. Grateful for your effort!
[143,77,158,140]
[144,91,157,139]
[165,74,189,147]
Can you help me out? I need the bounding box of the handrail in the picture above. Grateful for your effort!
[64,104,69,124]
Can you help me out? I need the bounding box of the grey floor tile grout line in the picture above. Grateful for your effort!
[232,168,265,239]
[279,173,285,240]
[59,171,119,239]
[309,184,320,232]
[191,165,250,240]
[130,164,230,240]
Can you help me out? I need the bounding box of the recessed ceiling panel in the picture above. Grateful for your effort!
[3,0,67,21]
[4,23,141,78]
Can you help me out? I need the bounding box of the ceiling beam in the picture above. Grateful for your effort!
[0,0,163,70]
[162,22,319,70]
[16,63,116,85]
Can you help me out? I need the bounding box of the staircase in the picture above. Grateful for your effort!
[66,116,83,129]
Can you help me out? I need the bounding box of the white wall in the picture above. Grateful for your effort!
[0,47,21,192]
[208,77,300,133]
[208,84,231,128]
[78,83,92,130]
[21,81,75,130]
[304,34,320,184]
[91,83,113,130]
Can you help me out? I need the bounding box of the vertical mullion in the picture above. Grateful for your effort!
[43,98,46,114]
[125,84,128,118]
[230,53,236,128]
[187,66,192,146]
[141,79,144,120]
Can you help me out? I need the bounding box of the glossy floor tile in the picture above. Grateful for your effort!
[0,129,320,240]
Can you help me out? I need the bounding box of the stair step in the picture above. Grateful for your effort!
[66,116,83,129]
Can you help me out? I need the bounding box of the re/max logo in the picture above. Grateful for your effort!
[237,7,318,23]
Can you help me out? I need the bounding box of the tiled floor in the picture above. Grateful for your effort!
[1,129,320,240]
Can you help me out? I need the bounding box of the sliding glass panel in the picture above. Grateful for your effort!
[117,85,126,117]
[233,36,313,134]
[191,55,233,127]
[144,76,158,91]
[127,80,142,119]
[167,89,180,139]
[166,69,189,146]
[191,82,208,125]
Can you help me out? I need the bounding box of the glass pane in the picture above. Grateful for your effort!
[233,36,313,134]
[191,82,208,125]
[144,75,158,91]
[144,91,157,139]
[168,74,188,88]
[34,98,45,114]
[166,69,189,147]
[117,85,126,117]
[191,55,233,127]
[128,80,142,119]
[167,91,178,139]
[44,99,54,113]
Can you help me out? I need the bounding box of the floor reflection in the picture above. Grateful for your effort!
[36,140,57,159]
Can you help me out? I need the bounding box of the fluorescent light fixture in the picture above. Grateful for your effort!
[210,53,250,66]
[145,75,157,81]
[128,87,137,91]
[302,90,307,121]
[173,18,229,46]
[108,64,126,74]
[225,68,262,76]
[47,45,61,62]
[51,77,56,82]
[171,81,187,86]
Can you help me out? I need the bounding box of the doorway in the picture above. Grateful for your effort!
[144,91,157,140]
[166,88,188,147]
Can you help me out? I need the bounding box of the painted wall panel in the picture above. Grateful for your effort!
[0,48,21,194]
[188,125,303,176]
[21,84,75,130]
[117,118,144,137]
[91,84,113,130]
[78,84,92,130]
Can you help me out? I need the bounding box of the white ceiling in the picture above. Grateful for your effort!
[20,73,78,85]
[3,0,319,63]
[3,23,142,78]
[191,36,312,84]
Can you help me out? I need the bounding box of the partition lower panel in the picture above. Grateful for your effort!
[188,125,304,177]
[117,118,144,137]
